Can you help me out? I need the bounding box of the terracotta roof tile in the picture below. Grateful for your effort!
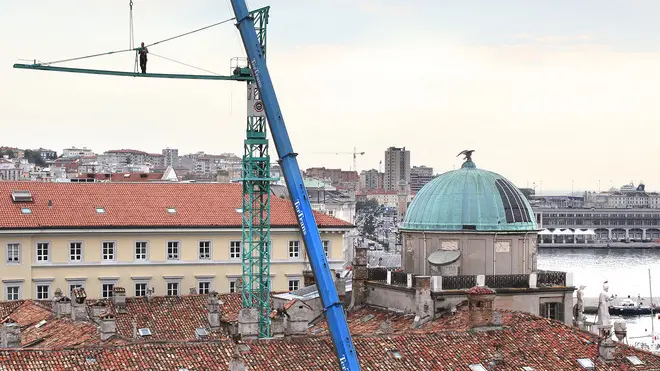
[465,286,496,295]
[2,326,660,370]
[0,182,353,229]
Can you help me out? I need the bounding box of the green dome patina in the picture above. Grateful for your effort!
[402,160,537,232]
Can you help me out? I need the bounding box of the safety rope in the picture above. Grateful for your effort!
[144,17,235,48]
[149,52,221,75]
[130,0,138,73]
[39,14,236,66]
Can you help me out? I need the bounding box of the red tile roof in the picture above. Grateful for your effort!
[1,317,659,370]
[0,301,125,349]
[0,182,354,229]
[103,294,241,340]
[3,296,660,370]
[465,286,496,295]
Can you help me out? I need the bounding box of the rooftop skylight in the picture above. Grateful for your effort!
[195,328,209,339]
[95,207,106,213]
[625,356,644,365]
[138,328,152,336]
[468,365,487,371]
[577,358,595,368]
[21,207,32,214]
[11,190,33,202]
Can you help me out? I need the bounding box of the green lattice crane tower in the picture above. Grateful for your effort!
[238,6,273,338]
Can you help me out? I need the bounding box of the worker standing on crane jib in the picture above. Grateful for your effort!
[138,42,148,73]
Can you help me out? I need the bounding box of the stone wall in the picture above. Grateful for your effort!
[402,231,538,276]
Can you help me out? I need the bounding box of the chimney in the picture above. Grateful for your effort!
[112,287,126,313]
[1,320,21,348]
[228,346,246,371]
[349,246,368,309]
[302,270,315,287]
[90,302,108,319]
[465,285,497,328]
[335,274,347,305]
[599,336,616,363]
[146,287,154,302]
[285,300,312,336]
[237,308,259,339]
[52,288,63,302]
[99,312,117,341]
[412,276,433,328]
[207,291,222,331]
[71,287,89,321]
[55,296,72,318]
[270,308,286,337]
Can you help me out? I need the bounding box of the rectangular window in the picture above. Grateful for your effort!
[135,283,147,297]
[102,283,114,298]
[102,242,115,261]
[69,242,82,261]
[322,240,330,258]
[36,242,49,262]
[540,302,563,321]
[199,241,211,260]
[288,279,300,292]
[229,280,238,293]
[167,282,179,296]
[167,241,179,260]
[135,241,148,260]
[229,241,241,259]
[198,281,210,294]
[6,243,20,263]
[6,286,19,301]
[288,241,300,258]
[36,284,50,299]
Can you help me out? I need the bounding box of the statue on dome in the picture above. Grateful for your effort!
[457,149,475,162]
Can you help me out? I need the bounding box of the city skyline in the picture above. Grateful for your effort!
[3,1,660,192]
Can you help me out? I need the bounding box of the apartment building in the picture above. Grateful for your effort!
[0,182,352,301]
[383,146,410,191]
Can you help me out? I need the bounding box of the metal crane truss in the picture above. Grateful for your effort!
[12,63,253,81]
[237,7,275,338]
[229,0,360,369]
[12,4,275,338]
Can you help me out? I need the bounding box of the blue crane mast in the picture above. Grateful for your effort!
[229,1,361,370]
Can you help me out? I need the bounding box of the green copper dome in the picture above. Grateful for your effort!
[401,160,537,232]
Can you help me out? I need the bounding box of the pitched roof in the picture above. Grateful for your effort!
[1,317,659,370]
[0,182,353,229]
[0,301,124,349]
[2,296,660,370]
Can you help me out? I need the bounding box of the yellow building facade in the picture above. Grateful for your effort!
[0,182,353,300]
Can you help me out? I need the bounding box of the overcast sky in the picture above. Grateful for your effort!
[1,0,659,193]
